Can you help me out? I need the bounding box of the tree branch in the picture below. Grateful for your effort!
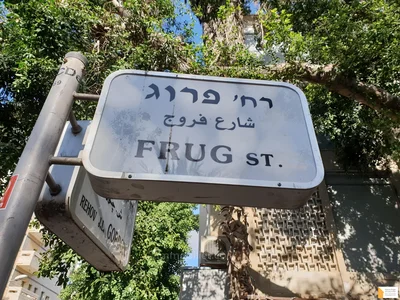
[107,2,400,121]
[109,0,191,72]
[278,63,400,117]
[217,63,400,121]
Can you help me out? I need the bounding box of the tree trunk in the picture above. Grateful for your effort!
[220,206,254,300]
[194,0,245,65]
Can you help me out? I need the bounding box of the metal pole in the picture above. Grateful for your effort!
[0,52,87,298]
[45,173,62,196]
[48,156,83,166]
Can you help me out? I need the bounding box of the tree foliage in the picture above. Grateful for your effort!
[0,0,196,184]
[258,0,400,168]
[40,202,198,300]
[1,0,198,299]
[191,0,400,169]
[2,0,400,299]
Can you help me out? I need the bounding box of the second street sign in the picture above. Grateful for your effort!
[37,121,137,271]
[83,71,324,208]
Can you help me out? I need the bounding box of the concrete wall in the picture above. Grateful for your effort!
[197,145,400,298]
[180,269,228,300]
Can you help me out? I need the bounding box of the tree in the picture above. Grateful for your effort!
[191,0,400,168]
[188,0,400,298]
[40,202,198,300]
[2,0,400,299]
[1,0,198,299]
[0,0,195,185]
[256,0,400,167]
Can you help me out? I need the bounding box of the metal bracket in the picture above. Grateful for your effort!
[73,92,100,101]
[69,111,82,134]
[69,92,99,134]
[49,156,83,166]
[46,173,62,196]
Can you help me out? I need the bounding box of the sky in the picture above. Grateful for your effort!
[174,0,258,46]
[185,229,200,267]
[174,1,202,45]
[184,205,199,266]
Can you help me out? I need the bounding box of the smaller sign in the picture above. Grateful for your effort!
[69,167,136,268]
[36,121,137,271]
[0,175,18,210]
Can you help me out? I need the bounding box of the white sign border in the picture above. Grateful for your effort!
[83,70,324,190]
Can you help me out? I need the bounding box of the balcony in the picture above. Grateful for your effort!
[27,227,43,243]
[3,286,38,300]
[15,251,41,274]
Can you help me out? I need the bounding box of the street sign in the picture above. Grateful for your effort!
[36,121,137,271]
[83,71,324,208]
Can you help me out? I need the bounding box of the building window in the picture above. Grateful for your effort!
[40,291,45,300]
[21,281,26,288]
[34,287,38,293]
[45,296,50,300]
[28,284,32,291]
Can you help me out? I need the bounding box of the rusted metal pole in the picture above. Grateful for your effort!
[0,52,87,297]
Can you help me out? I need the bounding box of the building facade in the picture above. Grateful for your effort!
[196,136,400,299]
[3,226,61,300]
[181,15,400,300]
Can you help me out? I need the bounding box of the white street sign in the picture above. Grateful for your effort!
[69,167,136,268]
[83,71,324,208]
[37,121,137,271]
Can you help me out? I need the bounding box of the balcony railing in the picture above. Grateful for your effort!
[15,250,41,275]
[27,227,43,243]
[3,286,38,300]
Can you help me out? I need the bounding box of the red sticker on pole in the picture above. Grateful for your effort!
[0,174,18,210]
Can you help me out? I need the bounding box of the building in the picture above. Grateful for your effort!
[192,136,400,299]
[3,225,61,300]
[180,267,229,300]
[181,16,400,300]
